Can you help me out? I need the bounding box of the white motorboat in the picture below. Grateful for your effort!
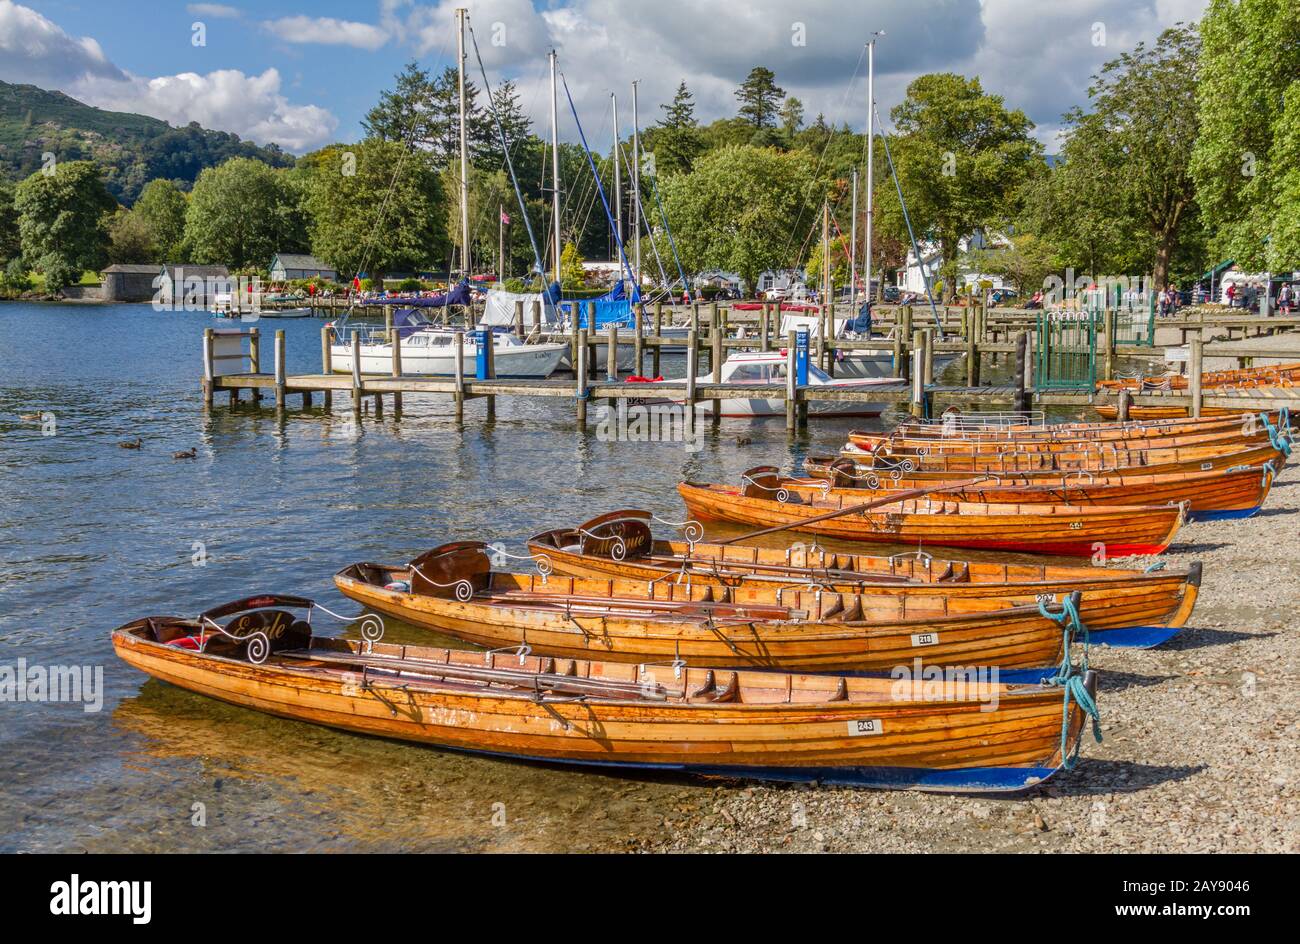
[329,314,567,378]
[660,351,896,417]
[773,313,959,380]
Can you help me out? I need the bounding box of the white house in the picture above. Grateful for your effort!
[756,269,808,297]
[897,231,1013,294]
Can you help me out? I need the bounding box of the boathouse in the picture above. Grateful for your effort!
[157,265,232,309]
[100,264,160,302]
[269,253,337,282]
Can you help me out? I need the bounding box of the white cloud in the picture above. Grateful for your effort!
[262,14,390,51]
[0,0,337,152]
[0,0,124,86]
[186,3,242,18]
[77,69,338,152]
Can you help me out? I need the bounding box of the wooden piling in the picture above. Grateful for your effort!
[652,302,662,378]
[202,328,214,409]
[320,326,333,411]
[685,329,698,434]
[514,300,525,338]
[1189,336,1204,418]
[274,330,286,411]
[785,330,797,431]
[633,304,644,376]
[1117,388,1132,422]
[453,331,465,422]
[390,327,403,414]
[710,305,722,421]
[576,328,589,427]
[1013,331,1030,415]
[910,329,925,418]
[248,327,262,404]
[350,334,362,418]
[1103,307,1116,382]
[607,324,619,381]
[760,303,771,352]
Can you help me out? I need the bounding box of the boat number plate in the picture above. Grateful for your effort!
[1201,462,1213,471]
[847,718,884,736]
[910,632,939,647]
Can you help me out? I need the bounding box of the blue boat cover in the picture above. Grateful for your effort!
[561,281,642,328]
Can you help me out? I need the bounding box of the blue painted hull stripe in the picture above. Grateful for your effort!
[1090,625,1182,648]
[1189,506,1262,521]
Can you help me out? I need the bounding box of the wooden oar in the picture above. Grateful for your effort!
[713,476,994,546]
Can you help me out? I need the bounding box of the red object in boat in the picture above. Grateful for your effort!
[625,375,665,383]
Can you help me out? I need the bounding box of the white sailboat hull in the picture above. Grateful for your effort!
[330,336,567,378]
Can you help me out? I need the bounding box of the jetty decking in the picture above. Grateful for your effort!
[202,301,1300,430]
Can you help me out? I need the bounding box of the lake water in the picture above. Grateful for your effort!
[2,301,953,852]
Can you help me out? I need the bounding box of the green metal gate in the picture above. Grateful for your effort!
[1036,309,1097,390]
[1104,283,1157,347]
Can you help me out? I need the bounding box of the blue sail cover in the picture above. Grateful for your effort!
[561,281,641,329]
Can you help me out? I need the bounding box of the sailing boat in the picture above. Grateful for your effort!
[328,11,568,379]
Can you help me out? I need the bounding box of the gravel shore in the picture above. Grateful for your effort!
[633,461,1300,854]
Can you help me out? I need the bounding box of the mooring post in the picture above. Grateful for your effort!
[1117,388,1132,422]
[320,326,333,412]
[785,330,797,431]
[350,334,362,419]
[922,328,935,386]
[390,326,403,414]
[965,324,978,387]
[514,300,524,338]
[760,303,771,352]
[710,305,722,422]
[484,330,496,421]
[685,328,698,434]
[453,331,465,422]
[576,328,589,427]
[569,307,580,373]
[530,300,541,335]
[911,329,925,418]
[274,330,286,412]
[248,327,262,405]
[1013,331,1030,415]
[633,304,645,375]
[1103,307,1116,381]
[605,324,618,381]
[652,302,663,378]
[1189,336,1203,418]
[586,303,598,385]
[202,327,214,409]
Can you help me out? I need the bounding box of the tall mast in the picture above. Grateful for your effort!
[864,32,882,302]
[849,167,858,310]
[631,80,641,292]
[611,92,622,275]
[822,201,830,304]
[549,50,561,285]
[456,8,470,280]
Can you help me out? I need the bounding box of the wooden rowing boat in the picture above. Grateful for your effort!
[678,469,1185,557]
[800,460,1275,520]
[334,542,1088,671]
[1096,361,1300,392]
[1093,403,1286,421]
[527,510,1200,647]
[865,414,1268,443]
[112,595,1097,792]
[834,439,1288,476]
[847,424,1273,455]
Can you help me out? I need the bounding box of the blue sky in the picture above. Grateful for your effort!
[3,0,1208,153]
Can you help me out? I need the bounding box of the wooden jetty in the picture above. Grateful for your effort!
[201,300,1300,431]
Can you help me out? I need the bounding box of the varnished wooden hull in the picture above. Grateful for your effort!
[833,441,1287,477]
[678,483,1184,557]
[1094,404,1265,421]
[112,622,1092,791]
[796,463,1274,519]
[335,565,1075,671]
[527,528,1200,642]
[1096,362,1300,391]
[866,414,1270,444]
[848,427,1271,455]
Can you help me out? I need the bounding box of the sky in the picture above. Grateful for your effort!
[1,0,1209,154]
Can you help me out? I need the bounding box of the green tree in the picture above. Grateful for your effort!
[735,67,785,130]
[805,234,851,290]
[183,157,308,268]
[883,74,1042,296]
[646,81,703,178]
[1192,0,1300,271]
[14,160,116,291]
[560,241,585,287]
[132,179,188,261]
[1081,24,1202,289]
[661,144,817,291]
[304,140,448,280]
[107,208,154,263]
[778,97,804,141]
[0,181,19,265]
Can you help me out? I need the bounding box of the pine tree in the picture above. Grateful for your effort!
[651,81,703,177]
[735,67,785,130]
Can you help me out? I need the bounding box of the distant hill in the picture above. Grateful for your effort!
[0,81,295,205]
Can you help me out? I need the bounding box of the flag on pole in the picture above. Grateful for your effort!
[500,210,511,225]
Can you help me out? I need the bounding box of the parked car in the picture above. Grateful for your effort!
[764,288,788,301]
[882,286,900,303]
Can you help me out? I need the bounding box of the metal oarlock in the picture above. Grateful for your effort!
[311,602,386,652]
[651,514,704,546]
[198,615,270,665]
[484,644,532,666]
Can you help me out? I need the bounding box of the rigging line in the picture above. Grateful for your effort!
[467,20,546,280]
[617,138,671,291]
[776,44,868,270]
[559,73,637,296]
[340,32,454,334]
[645,169,692,298]
[874,101,941,331]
